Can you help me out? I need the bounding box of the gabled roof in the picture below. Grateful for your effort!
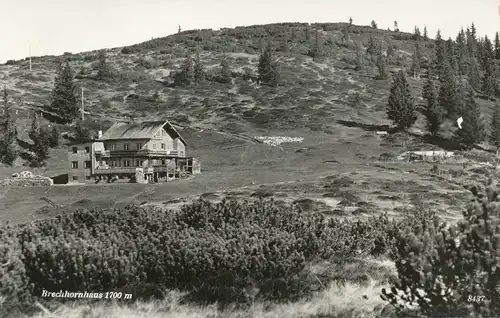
[99,120,187,145]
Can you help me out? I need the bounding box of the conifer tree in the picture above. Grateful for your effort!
[454,79,467,114]
[28,113,49,167]
[422,77,442,136]
[376,53,388,79]
[456,28,466,48]
[483,60,496,99]
[49,60,79,124]
[97,50,111,80]
[438,59,458,117]
[49,125,59,148]
[468,57,482,91]
[175,53,194,86]
[394,21,399,32]
[386,70,417,130]
[481,36,495,68]
[433,30,447,79]
[366,35,379,56]
[349,17,353,25]
[371,20,377,29]
[193,50,205,83]
[470,22,477,42]
[454,85,484,147]
[423,26,428,41]
[410,42,422,78]
[466,27,476,58]
[495,32,500,60]
[413,26,421,40]
[0,87,18,165]
[258,43,279,86]
[218,54,232,84]
[479,36,496,98]
[456,28,468,75]
[489,102,500,150]
[445,38,458,75]
[422,76,433,102]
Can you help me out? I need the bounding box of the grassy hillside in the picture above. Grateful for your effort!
[2,21,500,318]
[1,22,498,224]
[5,22,490,134]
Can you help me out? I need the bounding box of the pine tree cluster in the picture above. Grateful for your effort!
[0,88,19,165]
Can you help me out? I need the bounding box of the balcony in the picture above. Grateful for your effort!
[95,149,181,158]
[93,167,138,175]
[93,166,173,175]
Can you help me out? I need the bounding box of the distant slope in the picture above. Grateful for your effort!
[5,22,494,138]
[1,22,497,182]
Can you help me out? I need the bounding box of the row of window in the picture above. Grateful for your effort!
[72,142,177,153]
[71,161,91,169]
[71,159,169,169]
[107,143,169,151]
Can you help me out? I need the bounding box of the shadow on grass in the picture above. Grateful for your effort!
[17,138,32,151]
[336,120,398,133]
[336,118,472,152]
[417,134,464,151]
[40,107,68,125]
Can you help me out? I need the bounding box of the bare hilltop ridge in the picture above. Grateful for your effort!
[2,21,500,317]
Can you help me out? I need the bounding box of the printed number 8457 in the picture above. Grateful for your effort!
[468,295,486,302]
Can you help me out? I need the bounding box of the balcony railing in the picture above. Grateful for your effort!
[93,166,174,175]
[95,149,180,158]
[93,167,138,175]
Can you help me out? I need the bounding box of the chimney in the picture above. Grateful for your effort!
[98,130,102,139]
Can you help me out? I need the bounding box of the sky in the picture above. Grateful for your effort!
[0,0,498,63]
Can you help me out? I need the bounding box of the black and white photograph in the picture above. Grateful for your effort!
[0,0,499,317]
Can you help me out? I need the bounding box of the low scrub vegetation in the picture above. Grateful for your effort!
[2,177,500,316]
[0,195,429,316]
[383,178,500,317]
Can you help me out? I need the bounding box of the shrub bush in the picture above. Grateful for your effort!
[121,47,135,54]
[0,198,407,311]
[382,178,500,317]
[83,54,97,62]
[0,224,31,311]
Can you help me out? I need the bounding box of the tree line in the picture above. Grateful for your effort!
[384,23,500,149]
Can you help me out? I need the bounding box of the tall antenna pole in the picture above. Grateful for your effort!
[81,87,84,121]
[29,45,32,71]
